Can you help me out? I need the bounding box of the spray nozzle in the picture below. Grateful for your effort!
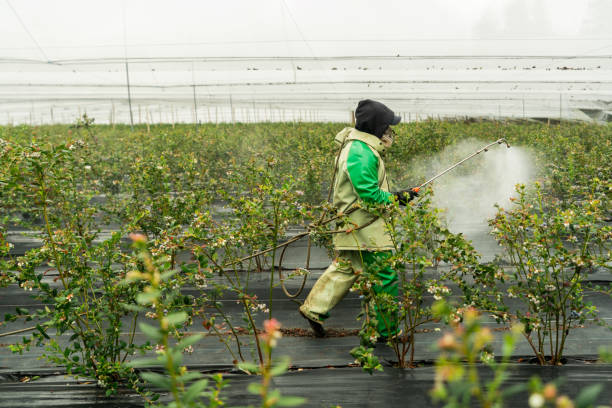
[497,138,511,148]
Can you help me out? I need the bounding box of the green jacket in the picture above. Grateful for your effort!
[331,127,394,251]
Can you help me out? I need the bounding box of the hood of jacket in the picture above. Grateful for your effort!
[334,127,389,155]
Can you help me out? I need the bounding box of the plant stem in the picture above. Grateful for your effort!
[523,333,545,365]
[122,311,139,363]
[38,171,97,370]
[212,303,245,362]
[158,312,183,407]
[242,297,264,365]
[268,202,279,319]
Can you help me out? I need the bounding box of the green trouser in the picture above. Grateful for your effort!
[299,250,398,337]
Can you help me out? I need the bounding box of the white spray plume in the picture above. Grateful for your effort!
[409,138,535,234]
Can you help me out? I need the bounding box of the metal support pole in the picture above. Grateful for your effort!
[146,107,150,133]
[125,60,134,130]
[111,101,116,128]
[193,85,199,132]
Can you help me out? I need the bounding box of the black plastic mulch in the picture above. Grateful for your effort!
[1,364,612,407]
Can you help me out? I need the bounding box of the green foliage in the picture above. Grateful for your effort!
[599,346,612,363]
[127,238,228,408]
[3,120,609,210]
[0,224,14,287]
[431,302,610,408]
[1,120,610,402]
[71,114,98,145]
[219,156,304,318]
[431,303,524,408]
[1,139,146,393]
[527,377,606,408]
[238,318,306,408]
[183,156,329,366]
[490,182,611,365]
[353,189,506,368]
[349,345,383,375]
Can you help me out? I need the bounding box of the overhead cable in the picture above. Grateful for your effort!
[5,0,49,62]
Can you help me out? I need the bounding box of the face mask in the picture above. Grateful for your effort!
[381,127,395,148]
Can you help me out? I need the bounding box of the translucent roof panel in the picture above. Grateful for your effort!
[1,0,612,124]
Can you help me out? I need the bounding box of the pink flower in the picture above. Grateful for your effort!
[264,318,281,334]
[129,232,147,243]
[261,319,282,347]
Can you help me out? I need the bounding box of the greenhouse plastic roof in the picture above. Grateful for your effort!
[1,0,612,124]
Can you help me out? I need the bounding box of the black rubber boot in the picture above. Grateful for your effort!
[299,309,326,338]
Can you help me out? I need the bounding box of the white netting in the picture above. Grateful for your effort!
[1,0,611,124]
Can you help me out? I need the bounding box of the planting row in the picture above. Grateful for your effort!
[0,120,611,406]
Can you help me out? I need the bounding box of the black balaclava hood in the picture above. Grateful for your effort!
[354,99,401,138]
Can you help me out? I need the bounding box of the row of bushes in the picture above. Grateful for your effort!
[0,119,610,406]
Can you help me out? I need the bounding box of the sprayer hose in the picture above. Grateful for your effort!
[277,234,311,298]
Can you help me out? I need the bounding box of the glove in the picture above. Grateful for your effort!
[393,188,419,206]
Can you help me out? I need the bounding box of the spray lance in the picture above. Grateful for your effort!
[410,138,511,194]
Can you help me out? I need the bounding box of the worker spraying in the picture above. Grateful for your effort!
[299,99,512,340]
[299,99,418,339]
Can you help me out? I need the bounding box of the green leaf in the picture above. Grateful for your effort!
[35,324,50,339]
[120,302,146,312]
[3,313,16,322]
[136,290,160,305]
[599,346,612,363]
[170,349,183,367]
[269,356,290,377]
[575,383,603,408]
[139,323,162,341]
[179,371,204,382]
[176,334,203,350]
[160,270,178,282]
[276,396,306,407]
[15,307,29,315]
[184,378,209,403]
[238,362,260,374]
[165,312,188,327]
[140,372,172,389]
[247,382,263,395]
[501,334,516,358]
[432,300,452,319]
